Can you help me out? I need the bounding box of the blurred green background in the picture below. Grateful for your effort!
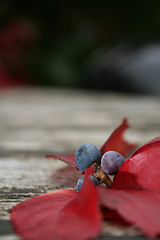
[1,0,160,94]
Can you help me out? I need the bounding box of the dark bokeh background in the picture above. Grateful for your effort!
[0,0,160,95]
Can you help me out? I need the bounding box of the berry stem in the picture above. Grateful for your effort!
[93,166,112,188]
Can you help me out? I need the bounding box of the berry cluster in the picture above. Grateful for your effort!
[75,143,125,191]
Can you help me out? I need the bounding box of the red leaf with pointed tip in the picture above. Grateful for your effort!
[46,154,77,168]
[56,168,102,240]
[98,187,160,238]
[100,118,137,157]
[10,169,102,240]
[10,190,78,240]
[111,138,160,190]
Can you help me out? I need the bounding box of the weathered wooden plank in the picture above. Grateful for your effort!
[0,88,159,239]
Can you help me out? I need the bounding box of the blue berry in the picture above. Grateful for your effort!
[77,175,100,191]
[75,143,101,172]
[101,151,125,175]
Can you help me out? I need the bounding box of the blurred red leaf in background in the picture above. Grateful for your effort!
[0,20,37,88]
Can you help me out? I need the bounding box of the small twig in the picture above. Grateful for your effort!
[93,166,112,188]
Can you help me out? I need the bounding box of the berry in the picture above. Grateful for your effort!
[101,151,125,175]
[75,143,101,172]
[77,175,100,191]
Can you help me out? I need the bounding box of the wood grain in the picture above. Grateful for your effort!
[0,88,159,239]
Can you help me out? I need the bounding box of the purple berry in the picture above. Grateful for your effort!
[77,175,100,191]
[75,143,101,172]
[101,151,125,175]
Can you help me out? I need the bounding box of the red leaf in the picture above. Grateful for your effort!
[98,187,160,238]
[10,190,77,240]
[129,137,160,158]
[111,138,160,190]
[46,154,77,168]
[10,169,102,240]
[100,118,137,157]
[56,168,102,240]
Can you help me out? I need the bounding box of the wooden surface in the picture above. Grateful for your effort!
[0,88,160,240]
